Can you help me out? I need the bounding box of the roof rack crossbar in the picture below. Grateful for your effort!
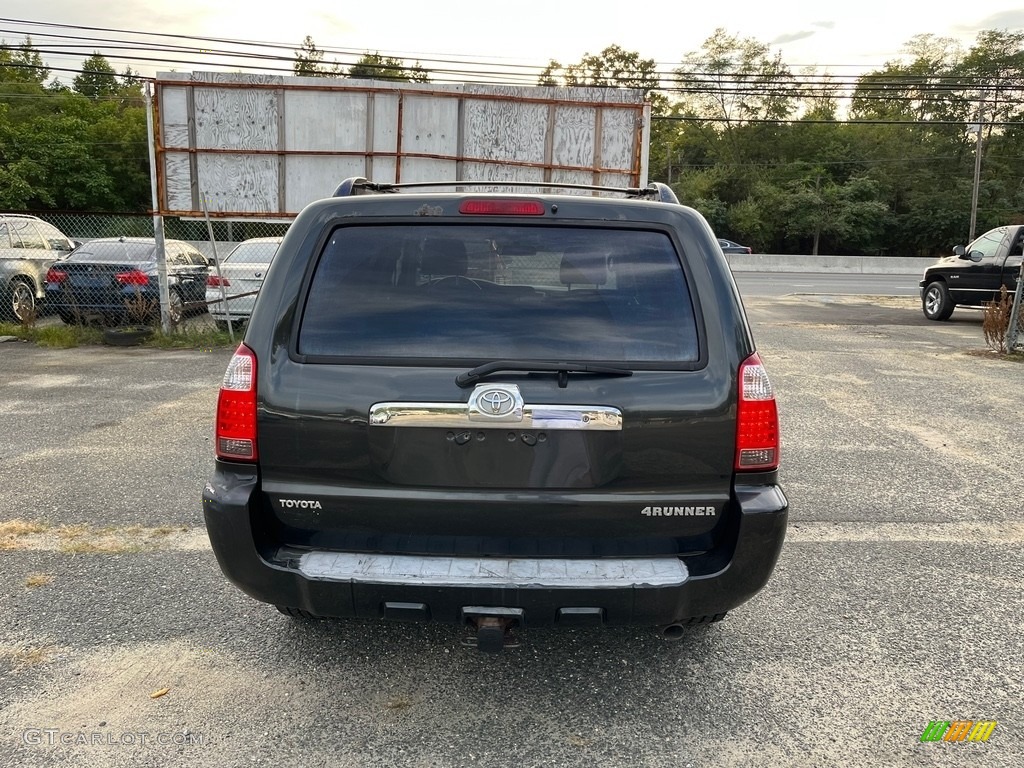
[333,177,679,203]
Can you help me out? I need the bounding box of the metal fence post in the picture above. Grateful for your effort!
[201,194,234,343]
[145,82,172,333]
[1007,265,1024,352]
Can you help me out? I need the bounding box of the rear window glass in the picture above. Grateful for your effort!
[298,225,698,363]
[224,240,280,265]
[72,242,154,263]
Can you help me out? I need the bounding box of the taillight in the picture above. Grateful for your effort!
[46,268,68,284]
[207,274,230,287]
[735,352,779,471]
[115,269,149,286]
[216,344,258,461]
[459,199,545,216]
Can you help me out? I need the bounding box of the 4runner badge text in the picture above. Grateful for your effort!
[279,499,323,509]
[641,506,717,517]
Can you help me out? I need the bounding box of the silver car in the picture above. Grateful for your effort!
[0,214,77,322]
[205,237,283,332]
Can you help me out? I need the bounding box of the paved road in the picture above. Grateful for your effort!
[0,296,1020,767]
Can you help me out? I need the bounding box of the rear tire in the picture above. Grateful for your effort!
[168,289,184,325]
[2,278,36,323]
[922,281,954,321]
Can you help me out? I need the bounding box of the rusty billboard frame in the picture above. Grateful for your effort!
[152,73,651,219]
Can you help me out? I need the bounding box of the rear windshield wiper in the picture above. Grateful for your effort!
[456,361,633,388]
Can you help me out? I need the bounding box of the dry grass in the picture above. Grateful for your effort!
[57,525,144,554]
[2,645,57,667]
[0,519,50,537]
[384,696,414,711]
[24,573,54,588]
[982,286,1013,354]
[0,520,194,553]
[0,519,50,550]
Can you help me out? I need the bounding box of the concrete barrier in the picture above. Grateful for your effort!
[186,240,933,276]
[725,253,931,274]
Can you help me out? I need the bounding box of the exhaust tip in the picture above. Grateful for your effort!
[660,623,686,641]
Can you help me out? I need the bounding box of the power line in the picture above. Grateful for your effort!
[5,17,1024,90]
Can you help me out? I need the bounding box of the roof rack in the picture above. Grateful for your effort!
[332,178,678,204]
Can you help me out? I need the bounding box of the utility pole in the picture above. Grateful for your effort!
[968,95,986,244]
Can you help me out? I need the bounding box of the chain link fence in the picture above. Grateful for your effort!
[1008,269,1024,352]
[4,210,1024,353]
[0,211,290,333]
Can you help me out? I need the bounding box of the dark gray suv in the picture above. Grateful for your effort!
[202,179,787,651]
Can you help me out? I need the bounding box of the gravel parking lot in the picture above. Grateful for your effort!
[0,294,1021,767]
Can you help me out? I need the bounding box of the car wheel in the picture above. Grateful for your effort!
[58,311,79,325]
[3,279,36,323]
[922,280,954,321]
[168,289,184,325]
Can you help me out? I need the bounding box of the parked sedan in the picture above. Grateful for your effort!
[45,237,210,325]
[920,225,1024,320]
[205,237,282,332]
[718,238,752,255]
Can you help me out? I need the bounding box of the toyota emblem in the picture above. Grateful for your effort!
[480,389,514,415]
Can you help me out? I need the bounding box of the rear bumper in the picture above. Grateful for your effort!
[202,466,788,627]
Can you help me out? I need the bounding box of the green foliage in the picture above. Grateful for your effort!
[656,27,1024,255]
[675,29,796,124]
[0,44,149,211]
[539,45,667,113]
[293,36,341,77]
[0,322,104,347]
[0,37,48,84]
[348,52,428,82]
[73,53,118,100]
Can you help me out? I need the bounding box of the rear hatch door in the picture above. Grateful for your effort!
[259,221,735,557]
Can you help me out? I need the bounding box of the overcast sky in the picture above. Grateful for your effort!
[4,1,1024,82]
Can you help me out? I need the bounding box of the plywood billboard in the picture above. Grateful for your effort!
[154,72,650,218]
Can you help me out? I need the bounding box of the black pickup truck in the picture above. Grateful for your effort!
[920,225,1024,320]
[202,178,788,651]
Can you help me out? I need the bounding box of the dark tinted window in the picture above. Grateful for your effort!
[970,228,1007,263]
[299,225,698,363]
[72,242,155,263]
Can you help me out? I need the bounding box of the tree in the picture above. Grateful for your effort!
[0,37,48,85]
[957,30,1024,136]
[674,29,796,124]
[777,173,890,255]
[293,36,340,77]
[850,35,967,123]
[73,53,119,101]
[348,52,428,82]
[539,44,660,95]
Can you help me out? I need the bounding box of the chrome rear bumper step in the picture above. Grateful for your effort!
[297,552,688,589]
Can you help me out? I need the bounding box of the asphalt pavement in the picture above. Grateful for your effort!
[0,294,1020,767]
